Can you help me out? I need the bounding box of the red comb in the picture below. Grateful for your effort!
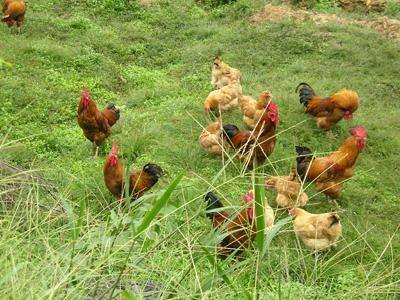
[267,102,278,113]
[243,191,254,203]
[111,144,118,155]
[350,126,367,138]
[82,86,89,95]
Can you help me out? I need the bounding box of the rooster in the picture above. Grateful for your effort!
[295,83,359,131]
[211,56,241,89]
[2,0,26,33]
[222,102,278,169]
[289,208,342,252]
[103,145,163,202]
[296,126,367,198]
[77,87,120,157]
[204,191,255,258]
[239,90,272,129]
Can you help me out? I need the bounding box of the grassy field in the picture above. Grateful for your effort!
[1,0,399,298]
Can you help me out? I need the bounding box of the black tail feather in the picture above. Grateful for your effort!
[204,192,224,220]
[295,83,315,107]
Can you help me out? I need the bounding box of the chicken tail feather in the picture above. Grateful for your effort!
[295,82,315,107]
[204,192,224,220]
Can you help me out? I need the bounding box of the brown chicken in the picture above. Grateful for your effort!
[289,208,342,252]
[199,120,225,155]
[222,102,279,169]
[103,145,163,201]
[2,0,26,33]
[296,126,367,198]
[265,169,308,208]
[239,90,272,129]
[296,83,360,131]
[204,74,242,114]
[204,191,256,258]
[211,56,241,89]
[77,87,120,157]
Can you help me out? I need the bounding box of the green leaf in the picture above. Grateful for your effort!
[135,174,183,236]
[262,216,292,257]
[73,197,86,240]
[254,176,265,253]
[121,290,135,300]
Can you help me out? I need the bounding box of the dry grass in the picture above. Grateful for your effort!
[251,4,400,40]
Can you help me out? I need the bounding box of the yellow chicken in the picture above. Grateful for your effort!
[204,74,242,113]
[289,208,342,252]
[239,90,272,129]
[244,190,275,234]
[199,120,225,155]
[265,169,308,208]
[263,198,275,234]
[211,56,241,89]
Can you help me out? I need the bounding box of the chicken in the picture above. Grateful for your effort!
[243,190,275,234]
[239,90,272,129]
[103,145,163,201]
[199,120,225,155]
[265,169,308,208]
[296,126,367,198]
[211,56,241,89]
[295,83,360,131]
[222,102,279,169]
[289,208,342,252]
[204,74,242,114]
[204,191,256,258]
[77,87,120,157]
[2,0,26,33]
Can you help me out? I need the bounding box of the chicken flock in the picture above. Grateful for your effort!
[2,7,367,257]
[74,56,365,256]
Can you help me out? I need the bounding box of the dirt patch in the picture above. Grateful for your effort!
[359,16,400,40]
[339,0,386,12]
[139,0,155,6]
[250,4,400,40]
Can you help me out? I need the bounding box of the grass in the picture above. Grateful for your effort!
[1,0,400,298]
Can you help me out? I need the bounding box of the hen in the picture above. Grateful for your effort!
[199,120,225,155]
[265,169,308,208]
[222,102,279,169]
[103,145,163,201]
[211,56,241,89]
[204,74,242,114]
[77,87,120,157]
[296,126,367,198]
[289,208,342,252]
[296,83,359,131]
[239,90,272,129]
[2,0,26,33]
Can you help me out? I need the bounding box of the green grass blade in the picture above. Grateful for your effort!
[73,197,86,240]
[200,245,252,300]
[135,173,183,236]
[254,176,265,253]
[262,216,292,257]
[60,197,76,239]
